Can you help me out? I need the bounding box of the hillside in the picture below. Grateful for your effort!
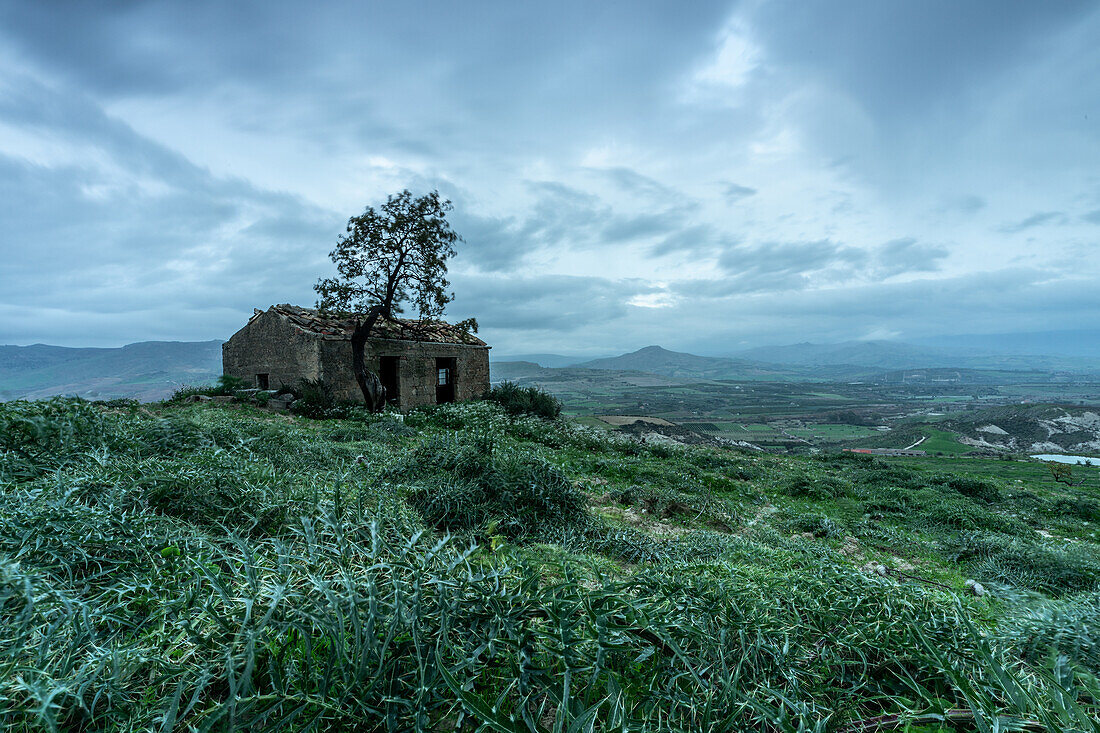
[575,344,879,381]
[489,352,588,368]
[735,339,1100,374]
[944,405,1100,454]
[0,340,223,401]
[2,397,1098,730]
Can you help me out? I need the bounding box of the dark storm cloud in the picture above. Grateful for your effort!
[747,1,1092,122]
[592,167,677,199]
[1,1,1098,352]
[451,179,708,271]
[705,239,865,294]
[0,0,734,161]
[998,211,1068,233]
[0,74,339,344]
[450,274,653,333]
[648,224,726,258]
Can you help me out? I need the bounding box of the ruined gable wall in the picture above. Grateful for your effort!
[222,310,321,389]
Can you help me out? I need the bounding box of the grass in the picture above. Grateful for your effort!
[920,428,976,455]
[1,397,1099,731]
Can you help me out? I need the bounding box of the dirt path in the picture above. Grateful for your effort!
[903,436,927,450]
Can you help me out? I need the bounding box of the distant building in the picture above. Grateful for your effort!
[222,304,490,410]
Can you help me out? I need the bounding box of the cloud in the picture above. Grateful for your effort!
[998,211,1068,233]
[875,238,949,277]
[722,182,757,202]
[0,74,339,344]
[937,194,986,215]
[0,0,1099,355]
[705,239,866,294]
[450,274,654,333]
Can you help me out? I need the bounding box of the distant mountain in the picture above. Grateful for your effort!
[489,353,587,368]
[734,341,957,370]
[734,340,1100,373]
[574,345,879,381]
[0,341,223,402]
[577,345,747,377]
[490,361,556,381]
[913,329,1100,359]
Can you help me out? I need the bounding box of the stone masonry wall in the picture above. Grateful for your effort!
[222,311,322,390]
[319,338,490,409]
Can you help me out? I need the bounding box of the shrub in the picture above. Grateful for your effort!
[785,512,844,538]
[483,381,562,420]
[934,474,1000,503]
[780,474,852,499]
[398,434,587,540]
[0,398,109,479]
[1052,496,1100,523]
[945,532,1100,596]
[1000,590,1100,670]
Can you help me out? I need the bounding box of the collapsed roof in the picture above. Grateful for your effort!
[259,304,487,346]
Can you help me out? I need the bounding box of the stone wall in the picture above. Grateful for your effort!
[222,311,322,390]
[319,338,490,409]
[224,309,490,410]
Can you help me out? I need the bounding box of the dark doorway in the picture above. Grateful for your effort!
[435,357,456,403]
[379,356,400,407]
[256,373,269,390]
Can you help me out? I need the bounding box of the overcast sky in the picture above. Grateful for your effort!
[1,1,1098,355]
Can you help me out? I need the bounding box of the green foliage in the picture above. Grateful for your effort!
[781,474,852,499]
[1,398,1099,731]
[945,531,1100,596]
[283,377,366,419]
[935,474,1001,502]
[786,511,845,538]
[483,380,563,419]
[397,433,587,540]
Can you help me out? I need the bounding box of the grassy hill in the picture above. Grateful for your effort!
[0,340,223,401]
[2,397,1099,730]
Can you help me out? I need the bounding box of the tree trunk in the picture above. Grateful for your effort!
[351,309,387,413]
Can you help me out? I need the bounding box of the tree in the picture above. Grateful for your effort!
[314,190,476,412]
[1048,461,1085,487]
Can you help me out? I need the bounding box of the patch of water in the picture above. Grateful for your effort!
[1031,453,1100,466]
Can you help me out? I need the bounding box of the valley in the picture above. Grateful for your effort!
[492,346,1100,456]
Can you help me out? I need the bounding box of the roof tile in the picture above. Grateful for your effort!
[270,305,487,347]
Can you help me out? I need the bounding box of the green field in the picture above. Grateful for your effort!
[2,397,1100,730]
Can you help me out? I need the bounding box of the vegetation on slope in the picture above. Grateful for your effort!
[1,397,1099,731]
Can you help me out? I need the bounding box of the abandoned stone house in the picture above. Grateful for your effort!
[222,304,490,410]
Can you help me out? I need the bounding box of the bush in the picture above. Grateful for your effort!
[934,474,1000,503]
[780,474,852,499]
[785,512,844,539]
[945,532,1100,596]
[397,434,587,540]
[1000,590,1100,670]
[0,398,109,480]
[483,381,562,420]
